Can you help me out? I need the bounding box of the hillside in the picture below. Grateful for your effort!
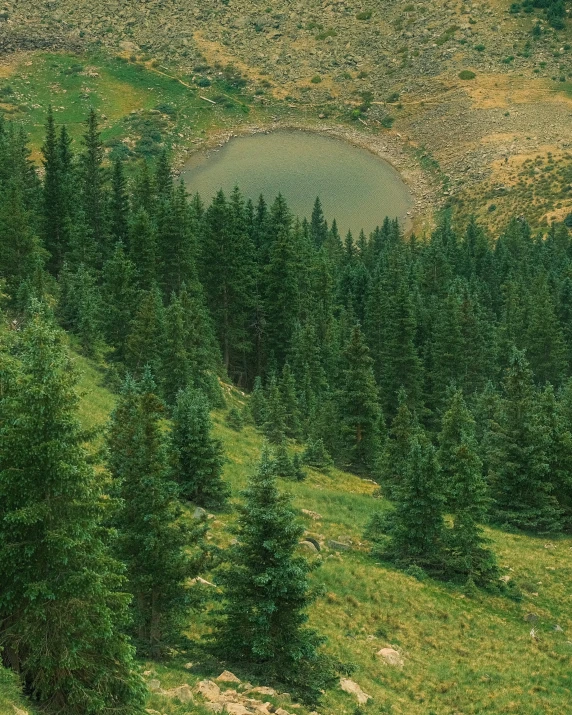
[2,0,572,229]
[3,358,567,715]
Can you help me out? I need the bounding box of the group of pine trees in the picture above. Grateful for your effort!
[2,107,572,711]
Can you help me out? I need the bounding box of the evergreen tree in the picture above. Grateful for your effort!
[381,435,446,571]
[58,262,103,357]
[41,106,69,273]
[337,325,383,474]
[79,108,107,262]
[0,313,145,713]
[110,158,129,244]
[108,373,207,657]
[310,196,328,248]
[125,284,166,381]
[170,388,229,509]
[263,375,287,444]
[437,390,498,585]
[213,448,336,705]
[101,242,138,363]
[302,438,333,470]
[487,348,562,531]
[279,362,302,439]
[379,389,421,500]
[129,207,159,290]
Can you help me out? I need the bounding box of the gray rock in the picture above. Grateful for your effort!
[193,506,207,519]
[299,540,319,554]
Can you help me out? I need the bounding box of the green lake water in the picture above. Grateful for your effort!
[181,130,413,237]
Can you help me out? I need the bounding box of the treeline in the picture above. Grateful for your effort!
[2,108,572,710]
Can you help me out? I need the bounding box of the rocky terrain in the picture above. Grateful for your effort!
[1,0,572,225]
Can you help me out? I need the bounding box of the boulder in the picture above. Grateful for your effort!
[299,540,319,554]
[224,705,250,715]
[377,647,404,667]
[275,709,293,715]
[193,506,207,519]
[147,679,161,692]
[161,684,194,703]
[197,679,222,701]
[216,670,241,684]
[340,678,372,705]
[204,705,224,713]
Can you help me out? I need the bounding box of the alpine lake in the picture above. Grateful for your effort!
[181,130,413,238]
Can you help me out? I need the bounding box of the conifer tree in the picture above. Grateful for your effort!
[79,108,107,262]
[213,448,336,704]
[263,374,287,444]
[125,284,166,381]
[302,438,333,470]
[110,158,129,244]
[162,293,192,406]
[310,196,328,248]
[337,324,383,474]
[108,373,207,657]
[58,262,103,357]
[0,313,145,712]
[41,106,69,273]
[487,348,561,531]
[129,207,159,291]
[437,390,498,585]
[279,362,302,439]
[170,388,229,509]
[379,388,420,500]
[101,241,138,363]
[382,435,446,571]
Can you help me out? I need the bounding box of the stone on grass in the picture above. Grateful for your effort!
[224,704,250,715]
[247,686,277,696]
[216,670,241,683]
[197,679,222,701]
[377,647,404,667]
[340,678,372,705]
[147,679,161,691]
[299,540,319,553]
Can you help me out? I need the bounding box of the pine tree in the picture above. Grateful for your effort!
[170,388,229,509]
[302,438,333,470]
[41,106,69,273]
[487,348,562,531]
[437,390,498,585]
[382,435,446,571]
[337,324,383,474]
[101,242,138,363]
[379,389,420,500]
[79,108,107,263]
[310,196,328,248]
[272,442,296,479]
[129,207,159,290]
[263,375,287,444]
[279,362,302,439]
[125,284,166,381]
[58,262,103,357]
[213,447,336,705]
[110,158,129,244]
[108,373,207,657]
[0,313,145,713]
[162,293,192,406]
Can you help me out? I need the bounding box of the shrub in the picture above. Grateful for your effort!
[310,75,322,84]
[381,115,395,128]
[356,11,372,20]
[474,44,486,52]
[459,70,476,80]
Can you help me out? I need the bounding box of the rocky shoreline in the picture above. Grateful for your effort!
[175,120,441,235]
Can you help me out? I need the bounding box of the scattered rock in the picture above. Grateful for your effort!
[147,679,161,691]
[554,624,564,632]
[216,670,241,683]
[275,708,293,715]
[204,705,224,713]
[340,678,372,704]
[143,669,154,676]
[377,647,404,667]
[193,506,207,519]
[184,662,194,669]
[224,705,250,715]
[299,540,319,553]
[197,679,221,701]
[161,683,194,703]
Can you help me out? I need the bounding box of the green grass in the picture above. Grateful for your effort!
[0,51,283,162]
[2,357,571,715]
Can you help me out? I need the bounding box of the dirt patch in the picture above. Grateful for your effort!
[464,74,572,111]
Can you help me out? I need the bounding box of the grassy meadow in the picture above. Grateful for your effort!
[69,355,572,715]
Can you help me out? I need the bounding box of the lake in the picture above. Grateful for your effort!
[181,130,413,238]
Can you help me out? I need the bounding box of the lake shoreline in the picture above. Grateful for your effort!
[175,119,441,235]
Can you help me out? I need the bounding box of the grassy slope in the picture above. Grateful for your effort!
[84,360,572,715]
[1,353,571,713]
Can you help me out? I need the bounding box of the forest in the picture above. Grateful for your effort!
[1,109,572,713]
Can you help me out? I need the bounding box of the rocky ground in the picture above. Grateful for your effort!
[2,0,572,227]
